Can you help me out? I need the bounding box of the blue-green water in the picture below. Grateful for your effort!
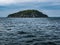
[0,18,60,45]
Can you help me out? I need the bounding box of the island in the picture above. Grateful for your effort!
[7,10,48,18]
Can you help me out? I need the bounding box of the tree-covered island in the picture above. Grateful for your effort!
[7,10,48,18]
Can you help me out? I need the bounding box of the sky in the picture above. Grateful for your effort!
[0,0,60,17]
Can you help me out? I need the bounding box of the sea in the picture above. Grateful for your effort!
[0,17,60,45]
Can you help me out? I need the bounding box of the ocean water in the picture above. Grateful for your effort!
[0,17,60,45]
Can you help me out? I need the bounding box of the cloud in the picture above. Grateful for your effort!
[0,0,14,5]
[0,0,60,5]
[0,2,60,10]
[0,0,60,17]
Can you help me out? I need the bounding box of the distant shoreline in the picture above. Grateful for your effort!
[0,17,60,18]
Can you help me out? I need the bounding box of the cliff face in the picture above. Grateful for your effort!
[7,10,48,18]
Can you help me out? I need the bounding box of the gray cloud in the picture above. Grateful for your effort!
[0,0,60,17]
[0,0,60,5]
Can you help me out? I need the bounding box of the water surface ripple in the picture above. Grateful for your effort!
[0,18,60,45]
